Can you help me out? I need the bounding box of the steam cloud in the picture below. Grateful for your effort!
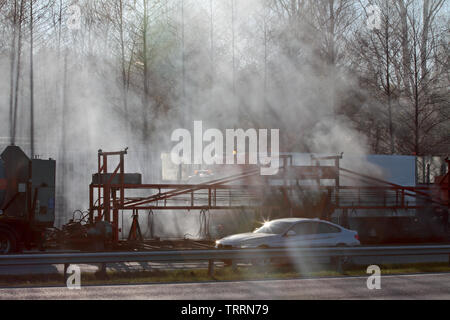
[0,0,385,236]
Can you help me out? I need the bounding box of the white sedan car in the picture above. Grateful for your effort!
[215,218,360,248]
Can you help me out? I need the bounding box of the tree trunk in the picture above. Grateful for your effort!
[385,1,394,154]
[118,0,129,141]
[397,0,412,95]
[12,0,24,145]
[30,0,35,156]
[142,0,149,141]
[9,0,18,144]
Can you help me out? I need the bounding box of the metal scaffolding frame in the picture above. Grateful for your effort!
[89,149,449,242]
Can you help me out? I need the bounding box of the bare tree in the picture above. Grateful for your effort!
[8,0,18,143]
[394,0,448,155]
[29,0,34,156]
[11,0,25,145]
[352,0,401,154]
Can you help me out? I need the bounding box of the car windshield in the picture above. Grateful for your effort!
[253,221,293,235]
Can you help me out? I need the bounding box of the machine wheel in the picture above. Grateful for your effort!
[0,228,17,255]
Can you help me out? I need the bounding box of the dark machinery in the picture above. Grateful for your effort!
[0,145,55,253]
[0,145,115,254]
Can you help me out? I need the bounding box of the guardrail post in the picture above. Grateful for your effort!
[231,259,238,271]
[337,258,344,273]
[331,257,344,273]
[208,259,215,277]
[63,263,70,284]
[95,263,108,279]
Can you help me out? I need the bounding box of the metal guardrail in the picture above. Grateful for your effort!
[0,245,449,279]
[1,245,450,266]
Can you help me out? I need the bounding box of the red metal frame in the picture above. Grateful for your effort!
[89,149,127,241]
[89,150,449,242]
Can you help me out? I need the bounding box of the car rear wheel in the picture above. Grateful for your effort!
[0,228,17,255]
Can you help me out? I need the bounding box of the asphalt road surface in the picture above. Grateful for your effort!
[0,273,449,299]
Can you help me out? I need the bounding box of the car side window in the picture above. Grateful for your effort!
[290,222,318,235]
[317,223,341,234]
